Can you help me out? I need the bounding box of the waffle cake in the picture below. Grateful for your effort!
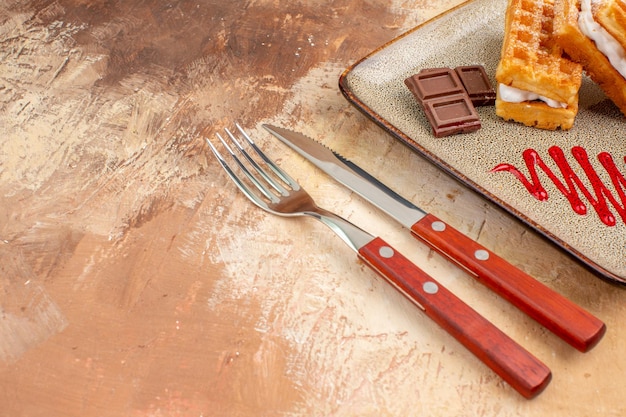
[495,0,583,130]
[593,0,626,47]
[553,0,626,115]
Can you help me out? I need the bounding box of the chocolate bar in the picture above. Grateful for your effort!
[405,67,483,137]
[455,65,496,106]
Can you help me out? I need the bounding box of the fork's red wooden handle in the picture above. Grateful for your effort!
[358,237,551,399]
[411,213,606,352]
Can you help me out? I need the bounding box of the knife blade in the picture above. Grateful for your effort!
[263,124,606,353]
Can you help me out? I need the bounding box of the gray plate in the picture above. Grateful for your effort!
[339,0,626,285]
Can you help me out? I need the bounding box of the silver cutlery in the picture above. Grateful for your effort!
[205,123,551,399]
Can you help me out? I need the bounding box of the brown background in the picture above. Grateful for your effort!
[1,0,625,416]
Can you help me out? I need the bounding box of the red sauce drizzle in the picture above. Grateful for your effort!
[491,146,626,227]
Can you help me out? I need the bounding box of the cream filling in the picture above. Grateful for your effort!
[498,84,567,108]
[579,0,626,78]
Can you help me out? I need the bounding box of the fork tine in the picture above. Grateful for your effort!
[204,136,257,197]
[206,134,278,213]
[235,123,300,191]
[224,127,289,197]
[213,132,279,204]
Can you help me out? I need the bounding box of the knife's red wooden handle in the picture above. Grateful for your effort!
[411,213,606,352]
[358,237,551,399]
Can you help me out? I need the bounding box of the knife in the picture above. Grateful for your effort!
[263,124,606,353]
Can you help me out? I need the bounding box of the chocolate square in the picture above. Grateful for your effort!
[422,94,481,137]
[404,68,465,103]
[455,65,496,106]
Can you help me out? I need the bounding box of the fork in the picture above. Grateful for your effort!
[206,124,551,399]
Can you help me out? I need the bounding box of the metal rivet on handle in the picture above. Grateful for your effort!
[423,281,439,294]
[475,249,490,261]
[379,246,394,258]
[431,221,446,232]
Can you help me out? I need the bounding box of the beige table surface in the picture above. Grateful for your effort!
[1,0,625,416]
